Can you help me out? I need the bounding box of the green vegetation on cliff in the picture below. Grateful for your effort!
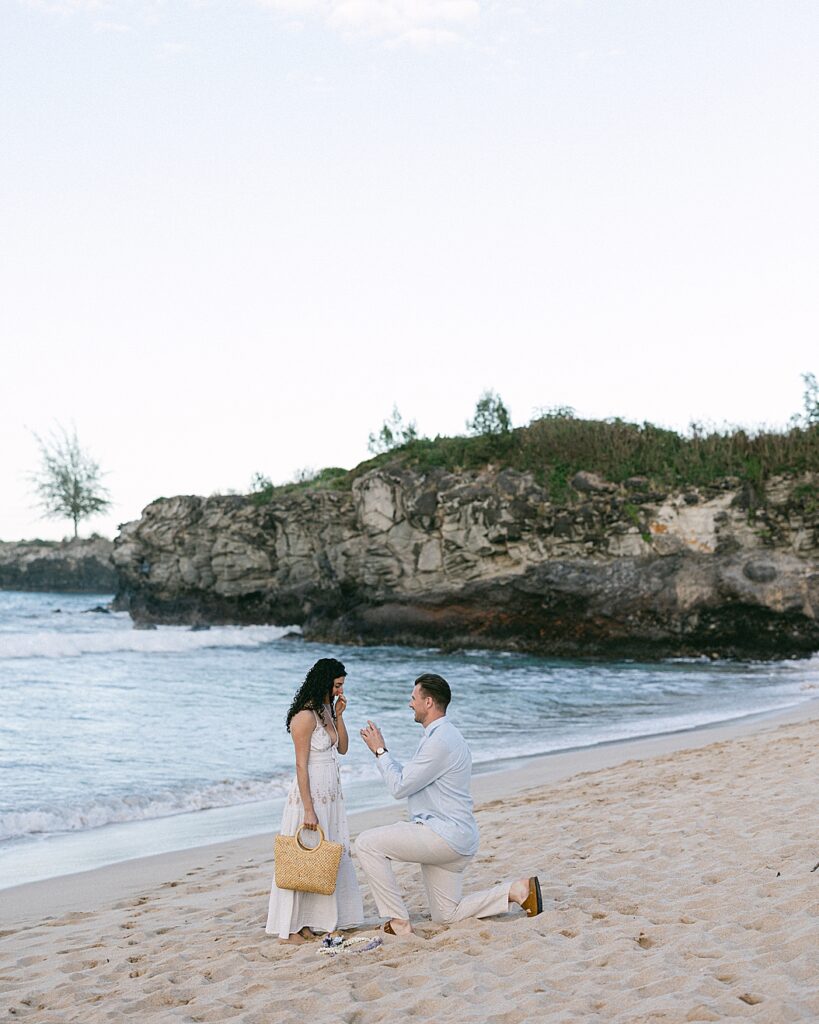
[250,411,818,505]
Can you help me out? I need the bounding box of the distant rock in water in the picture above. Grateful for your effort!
[112,469,819,661]
[83,604,111,614]
[0,537,116,593]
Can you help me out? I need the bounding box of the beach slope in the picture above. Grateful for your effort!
[2,707,817,1023]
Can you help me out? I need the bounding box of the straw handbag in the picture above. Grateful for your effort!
[274,825,343,896]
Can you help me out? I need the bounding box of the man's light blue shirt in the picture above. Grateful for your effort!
[375,717,479,857]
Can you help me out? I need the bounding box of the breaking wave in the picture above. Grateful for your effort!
[1,623,301,659]
[0,775,294,841]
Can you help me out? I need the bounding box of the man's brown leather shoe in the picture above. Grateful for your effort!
[521,876,543,917]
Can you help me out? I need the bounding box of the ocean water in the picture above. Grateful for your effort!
[1,589,817,890]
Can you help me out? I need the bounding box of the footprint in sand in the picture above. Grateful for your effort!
[60,958,103,973]
[15,955,47,968]
[738,993,763,1005]
[684,1002,722,1020]
[352,980,385,1002]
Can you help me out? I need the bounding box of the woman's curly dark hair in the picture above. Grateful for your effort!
[285,658,347,732]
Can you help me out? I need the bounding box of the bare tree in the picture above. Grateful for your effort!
[31,425,111,538]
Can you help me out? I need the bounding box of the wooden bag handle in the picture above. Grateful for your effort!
[295,825,326,851]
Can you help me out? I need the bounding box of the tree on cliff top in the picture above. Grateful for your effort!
[467,390,511,437]
[31,425,111,539]
[368,405,418,454]
[801,372,819,425]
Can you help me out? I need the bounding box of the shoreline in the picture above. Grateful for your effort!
[2,691,812,895]
[3,696,816,931]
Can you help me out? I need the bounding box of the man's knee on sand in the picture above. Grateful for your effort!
[429,902,459,925]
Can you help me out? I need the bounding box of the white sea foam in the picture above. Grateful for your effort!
[0,624,301,659]
[0,761,384,842]
[0,775,296,841]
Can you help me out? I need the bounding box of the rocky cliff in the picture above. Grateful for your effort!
[0,537,117,593]
[111,469,819,660]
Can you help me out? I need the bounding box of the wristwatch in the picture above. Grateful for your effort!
[375,746,387,757]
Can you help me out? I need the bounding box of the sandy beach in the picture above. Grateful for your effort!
[2,702,817,1023]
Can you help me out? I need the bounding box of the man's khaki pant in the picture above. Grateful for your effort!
[354,822,510,923]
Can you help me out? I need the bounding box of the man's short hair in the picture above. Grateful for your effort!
[414,673,451,711]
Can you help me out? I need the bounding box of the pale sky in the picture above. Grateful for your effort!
[2,0,817,542]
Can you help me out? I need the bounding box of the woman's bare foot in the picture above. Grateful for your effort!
[383,918,413,936]
[278,931,306,945]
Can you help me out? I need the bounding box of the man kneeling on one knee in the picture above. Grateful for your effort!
[357,673,542,936]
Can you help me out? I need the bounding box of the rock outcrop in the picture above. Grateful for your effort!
[0,537,117,593]
[112,470,819,659]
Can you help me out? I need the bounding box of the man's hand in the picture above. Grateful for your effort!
[360,720,386,754]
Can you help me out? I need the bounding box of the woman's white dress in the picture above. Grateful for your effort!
[265,711,363,938]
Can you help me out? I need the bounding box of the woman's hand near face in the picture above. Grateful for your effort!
[331,676,346,714]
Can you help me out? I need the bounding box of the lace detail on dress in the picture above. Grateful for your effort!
[287,786,339,807]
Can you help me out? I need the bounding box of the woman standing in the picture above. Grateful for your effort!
[266,658,363,942]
